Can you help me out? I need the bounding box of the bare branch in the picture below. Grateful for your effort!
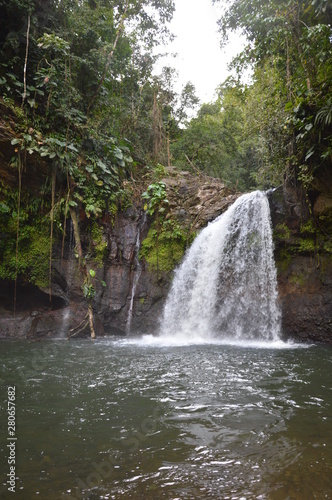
[21,14,31,108]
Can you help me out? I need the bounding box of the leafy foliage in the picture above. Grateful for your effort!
[212,0,332,191]
[142,181,169,215]
[171,79,263,190]
[2,0,332,295]
[0,0,199,290]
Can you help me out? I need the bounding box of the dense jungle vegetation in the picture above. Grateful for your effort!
[0,0,331,334]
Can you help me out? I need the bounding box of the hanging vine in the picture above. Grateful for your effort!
[21,13,31,108]
[13,153,23,318]
[49,164,56,304]
[69,207,96,339]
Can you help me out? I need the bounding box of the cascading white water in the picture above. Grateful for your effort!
[160,191,281,342]
[61,220,75,337]
[126,213,146,334]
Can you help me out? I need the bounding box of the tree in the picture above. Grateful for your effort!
[171,78,260,191]
[213,0,332,191]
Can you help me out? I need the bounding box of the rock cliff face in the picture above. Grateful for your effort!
[0,168,238,339]
[2,163,332,343]
[268,183,332,344]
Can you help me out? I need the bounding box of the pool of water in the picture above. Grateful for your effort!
[1,337,332,499]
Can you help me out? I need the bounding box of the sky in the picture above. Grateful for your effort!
[155,0,246,104]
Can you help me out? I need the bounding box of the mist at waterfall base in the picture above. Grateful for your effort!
[2,192,332,498]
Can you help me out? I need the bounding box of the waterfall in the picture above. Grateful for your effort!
[61,219,76,337]
[160,191,281,342]
[126,214,146,334]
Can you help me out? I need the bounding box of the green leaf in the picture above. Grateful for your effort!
[0,202,10,213]
[97,159,107,170]
[83,283,95,299]
[114,149,123,160]
[305,147,315,161]
[89,269,96,277]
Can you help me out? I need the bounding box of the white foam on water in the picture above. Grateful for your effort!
[116,334,310,349]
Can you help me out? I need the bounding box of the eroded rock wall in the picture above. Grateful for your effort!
[268,184,332,343]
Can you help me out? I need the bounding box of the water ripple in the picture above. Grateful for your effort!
[1,340,332,499]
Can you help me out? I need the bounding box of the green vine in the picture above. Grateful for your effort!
[82,268,106,300]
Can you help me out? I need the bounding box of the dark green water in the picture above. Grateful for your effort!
[1,338,332,499]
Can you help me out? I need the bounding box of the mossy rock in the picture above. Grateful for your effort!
[89,221,107,266]
[274,223,291,241]
[0,224,51,287]
[140,220,193,273]
[289,273,306,286]
[275,248,292,273]
[140,230,186,272]
[318,209,332,235]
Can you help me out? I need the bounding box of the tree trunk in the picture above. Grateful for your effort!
[88,303,96,339]
[167,132,171,167]
[69,208,96,339]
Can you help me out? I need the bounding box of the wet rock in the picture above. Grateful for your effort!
[268,184,332,344]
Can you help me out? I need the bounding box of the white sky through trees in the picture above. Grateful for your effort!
[155,0,245,103]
